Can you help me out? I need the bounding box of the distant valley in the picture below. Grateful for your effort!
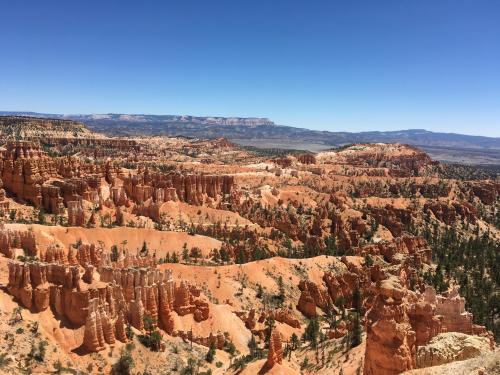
[2,111,500,166]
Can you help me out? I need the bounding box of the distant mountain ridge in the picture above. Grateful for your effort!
[2,111,500,165]
[0,111,274,127]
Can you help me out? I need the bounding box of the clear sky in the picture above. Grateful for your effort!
[1,1,499,136]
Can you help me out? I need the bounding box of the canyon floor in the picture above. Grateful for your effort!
[0,116,498,374]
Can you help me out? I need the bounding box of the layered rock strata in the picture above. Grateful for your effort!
[364,279,494,374]
[0,225,36,257]
[7,260,215,352]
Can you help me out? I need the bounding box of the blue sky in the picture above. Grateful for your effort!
[1,1,499,136]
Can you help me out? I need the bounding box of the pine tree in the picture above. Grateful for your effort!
[290,333,299,350]
[110,245,119,262]
[351,287,362,348]
[206,342,216,363]
[303,317,320,348]
[141,241,148,256]
[182,243,190,263]
[247,335,258,359]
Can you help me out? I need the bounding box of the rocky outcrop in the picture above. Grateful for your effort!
[331,210,366,250]
[0,225,37,258]
[323,268,358,308]
[129,289,145,331]
[424,201,477,225]
[297,280,330,317]
[176,331,226,350]
[40,244,68,264]
[0,141,55,206]
[67,200,85,226]
[0,178,10,215]
[353,235,432,265]
[35,137,140,152]
[364,280,494,374]
[416,332,491,368]
[422,285,493,345]
[98,267,211,340]
[364,277,416,375]
[271,308,301,329]
[332,144,434,176]
[266,329,283,368]
[237,308,301,333]
[408,297,442,347]
[0,141,120,217]
[6,259,215,352]
[7,262,35,309]
[114,309,128,343]
[122,170,235,207]
[8,261,87,321]
[367,205,412,237]
[472,182,499,205]
[83,298,111,352]
[297,154,316,164]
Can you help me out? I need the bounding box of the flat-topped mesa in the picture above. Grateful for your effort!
[0,225,37,258]
[122,170,235,207]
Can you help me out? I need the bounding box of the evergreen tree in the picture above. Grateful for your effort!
[247,335,258,359]
[140,241,148,256]
[303,317,320,348]
[206,342,216,363]
[110,245,119,262]
[182,243,190,263]
[290,333,299,350]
